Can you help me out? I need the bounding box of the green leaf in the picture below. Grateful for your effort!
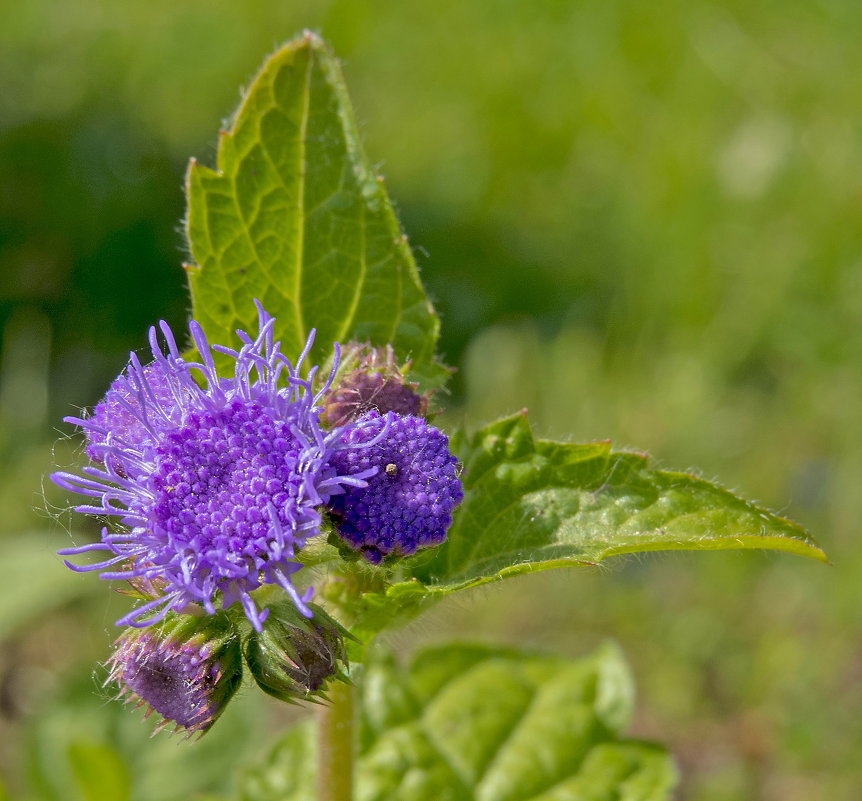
[67,741,131,801]
[184,32,444,387]
[348,412,825,640]
[240,642,677,801]
[415,411,827,584]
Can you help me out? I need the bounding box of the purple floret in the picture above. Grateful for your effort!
[111,631,221,732]
[52,303,378,631]
[107,621,240,734]
[84,361,180,460]
[328,411,463,563]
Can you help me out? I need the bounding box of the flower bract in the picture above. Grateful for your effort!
[320,343,428,426]
[245,600,350,702]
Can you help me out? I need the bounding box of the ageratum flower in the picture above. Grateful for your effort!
[328,411,463,564]
[321,343,428,427]
[107,612,242,735]
[52,303,379,631]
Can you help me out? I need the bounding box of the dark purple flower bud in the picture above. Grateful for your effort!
[327,411,463,564]
[320,343,428,427]
[245,601,349,702]
[107,612,242,736]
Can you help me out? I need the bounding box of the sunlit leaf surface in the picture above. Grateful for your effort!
[185,33,443,386]
[350,412,825,640]
[241,642,677,801]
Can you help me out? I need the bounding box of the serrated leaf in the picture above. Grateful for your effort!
[184,32,444,387]
[414,411,827,585]
[240,642,676,801]
[347,411,825,641]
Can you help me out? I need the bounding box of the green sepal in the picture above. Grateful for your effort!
[244,601,351,704]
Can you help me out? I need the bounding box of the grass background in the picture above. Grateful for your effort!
[2,1,860,798]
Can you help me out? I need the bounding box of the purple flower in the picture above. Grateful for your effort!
[83,361,179,461]
[52,304,378,631]
[107,613,242,735]
[328,411,463,564]
[321,343,428,427]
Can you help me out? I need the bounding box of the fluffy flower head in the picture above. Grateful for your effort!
[52,304,377,630]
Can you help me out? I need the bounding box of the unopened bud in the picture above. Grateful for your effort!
[321,343,428,427]
[106,612,242,736]
[245,602,350,702]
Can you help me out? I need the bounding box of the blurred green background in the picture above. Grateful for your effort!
[2,1,860,799]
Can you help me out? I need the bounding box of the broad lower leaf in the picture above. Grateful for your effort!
[240,642,677,801]
[185,33,444,387]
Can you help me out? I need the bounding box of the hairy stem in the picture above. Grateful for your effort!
[318,680,354,801]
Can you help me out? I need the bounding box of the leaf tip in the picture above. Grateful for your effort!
[807,543,831,565]
[299,29,327,53]
[184,155,218,185]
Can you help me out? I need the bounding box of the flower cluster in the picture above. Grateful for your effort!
[52,304,379,630]
[52,304,463,635]
[328,411,463,564]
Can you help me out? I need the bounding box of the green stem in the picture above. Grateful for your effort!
[318,680,354,801]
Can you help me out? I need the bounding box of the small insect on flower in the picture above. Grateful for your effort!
[51,303,382,631]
